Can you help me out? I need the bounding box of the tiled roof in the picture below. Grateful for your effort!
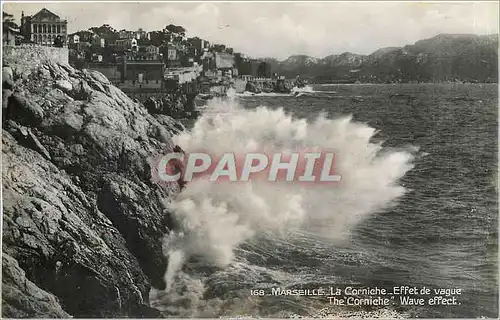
[32,8,61,21]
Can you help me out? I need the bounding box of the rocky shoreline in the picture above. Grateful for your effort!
[2,49,183,317]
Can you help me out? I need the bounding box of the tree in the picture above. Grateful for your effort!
[72,30,93,42]
[3,11,18,29]
[164,24,186,36]
[149,30,165,46]
[89,24,118,42]
[89,24,116,36]
[53,35,64,47]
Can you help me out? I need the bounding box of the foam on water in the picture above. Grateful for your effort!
[241,91,292,97]
[152,96,417,317]
[291,85,315,94]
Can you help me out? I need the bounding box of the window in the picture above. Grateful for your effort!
[156,80,159,84]
[52,25,56,33]
[43,24,47,33]
[33,24,38,33]
[57,25,61,33]
[48,24,51,33]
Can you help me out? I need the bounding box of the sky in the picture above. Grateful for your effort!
[3,1,499,60]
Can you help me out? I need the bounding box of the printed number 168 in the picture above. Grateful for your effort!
[250,289,265,296]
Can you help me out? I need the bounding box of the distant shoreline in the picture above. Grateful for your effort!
[315,82,499,85]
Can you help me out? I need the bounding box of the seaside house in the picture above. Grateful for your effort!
[92,35,105,48]
[136,28,147,40]
[187,37,208,60]
[145,45,160,60]
[113,38,138,52]
[165,42,181,67]
[201,50,216,78]
[118,29,135,40]
[212,44,226,53]
[68,34,80,46]
[215,52,234,69]
[215,52,235,81]
[75,41,91,51]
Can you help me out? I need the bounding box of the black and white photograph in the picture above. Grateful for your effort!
[1,1,498,319]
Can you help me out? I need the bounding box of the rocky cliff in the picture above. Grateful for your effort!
[2,46,184,317]
[268,34,498,83]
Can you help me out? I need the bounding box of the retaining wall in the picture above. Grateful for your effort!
[3,44,69,68]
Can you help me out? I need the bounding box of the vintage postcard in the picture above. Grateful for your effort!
[1,1,498,319]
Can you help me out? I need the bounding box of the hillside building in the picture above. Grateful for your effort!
[21,8,68,47]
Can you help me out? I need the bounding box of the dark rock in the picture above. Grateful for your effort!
[83,69,111,85]
[2,89,13,124]
[54,79,73,93]
[245,81,261,93]
[150,114,185,143]
[145,97,161,114]
[37,66,52,80]
[6,92,44,126]
[5,122,51,160]
[273,80,291,93]
[2,254,70,318]
[130,303,165,318]
[2,131,154,317]
[3,53,183,317]
[28,129,52,160]
[97,176,173,290]
[41,101,84,138]
[73,80,92,100]
[6,124,52,160]
[3,66,14,90]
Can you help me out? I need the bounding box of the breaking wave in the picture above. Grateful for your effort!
[151,96,417,317]
[236,91,292,97]
[291,85,315,94]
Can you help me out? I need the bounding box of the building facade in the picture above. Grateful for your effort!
[68,34,80,45]
[215,52,235,70]
[235,52,252,76]
[118,30,136,40]
[92,35,105,48]
[165,43,181,67]
[145,45,160,60]
[21,8,67,47]
[113,38,137,52]
[257,61,272,78]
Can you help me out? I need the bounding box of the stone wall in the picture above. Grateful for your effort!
[3,44,69,70]
[87,64,121,82]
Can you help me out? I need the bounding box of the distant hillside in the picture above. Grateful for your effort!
[270,34,498,83]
